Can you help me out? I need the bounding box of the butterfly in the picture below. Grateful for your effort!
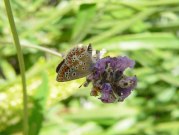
[56,44,97,82]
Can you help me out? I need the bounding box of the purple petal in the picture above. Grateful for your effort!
[108,57,118,69]
[99,93,116,103]
[116,76,137,101]
[99,83,116,103]
[118,76,137,89]
[94,57,110,73]
[119,88,132,101]
[92,68,101,80]
[102,83,111,92]
[115,56,135,71]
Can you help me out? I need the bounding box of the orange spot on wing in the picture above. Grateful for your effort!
[67,60,72,65]
[76,51,80,55]
[69,54,73,57]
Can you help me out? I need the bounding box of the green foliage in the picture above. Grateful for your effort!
[28,71,49,135]
[1,0,179,135]
[3,0,28,134]
[71,3,97,44]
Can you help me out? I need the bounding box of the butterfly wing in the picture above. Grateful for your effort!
[65,45,87,66]
[56,44,94,82]
[56,60,71,82]
[76,45,93,74]
[56,59,65,73]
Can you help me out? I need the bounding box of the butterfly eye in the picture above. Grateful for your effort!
[78,55,82,58]
[82,67,86,70]
[83,62,86,65]
[75,66,78,69]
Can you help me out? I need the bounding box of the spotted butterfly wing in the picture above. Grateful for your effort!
[56,44,93,82]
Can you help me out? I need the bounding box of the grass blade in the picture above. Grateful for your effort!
[4,0,28,135]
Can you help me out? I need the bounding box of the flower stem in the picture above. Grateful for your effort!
[0,40,63,57]
[4,0,28,135]
[22,43,63,57]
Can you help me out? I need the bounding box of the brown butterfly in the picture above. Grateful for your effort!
[56,44,97,82]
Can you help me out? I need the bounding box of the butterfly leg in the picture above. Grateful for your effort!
[79,74,92,88]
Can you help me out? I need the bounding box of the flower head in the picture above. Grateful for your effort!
[84,56,137,103]
[115,75,137,101]
[99,83,116,103]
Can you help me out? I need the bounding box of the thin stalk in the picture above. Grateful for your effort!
[22,44,63,57]
[4,0,28,135]
[0,40,63,57]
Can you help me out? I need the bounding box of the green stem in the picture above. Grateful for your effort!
[22,43,63,57]
[4,0,28,135]
[0,40,63,57]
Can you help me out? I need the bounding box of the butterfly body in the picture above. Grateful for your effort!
[56,44,94,82]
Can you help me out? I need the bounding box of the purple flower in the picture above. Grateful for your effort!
[92,67,101,80]
[94,57,110,75]
[115,56,135,71]
[83,56,137,103]
[115,76,137,101]
[99,83,116,103]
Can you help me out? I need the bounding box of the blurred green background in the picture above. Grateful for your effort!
[1,0,179,135]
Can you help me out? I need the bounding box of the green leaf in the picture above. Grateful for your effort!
[84,8,157,44]
[71,3,96,44]
[158,73,179,86]
[95,33,179,50]
[68,122,103,135]
[106,117,136,135]
[0,60,16,81]
[28,71,49,135]
[63,105,139,125]
[157,87,176,103]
